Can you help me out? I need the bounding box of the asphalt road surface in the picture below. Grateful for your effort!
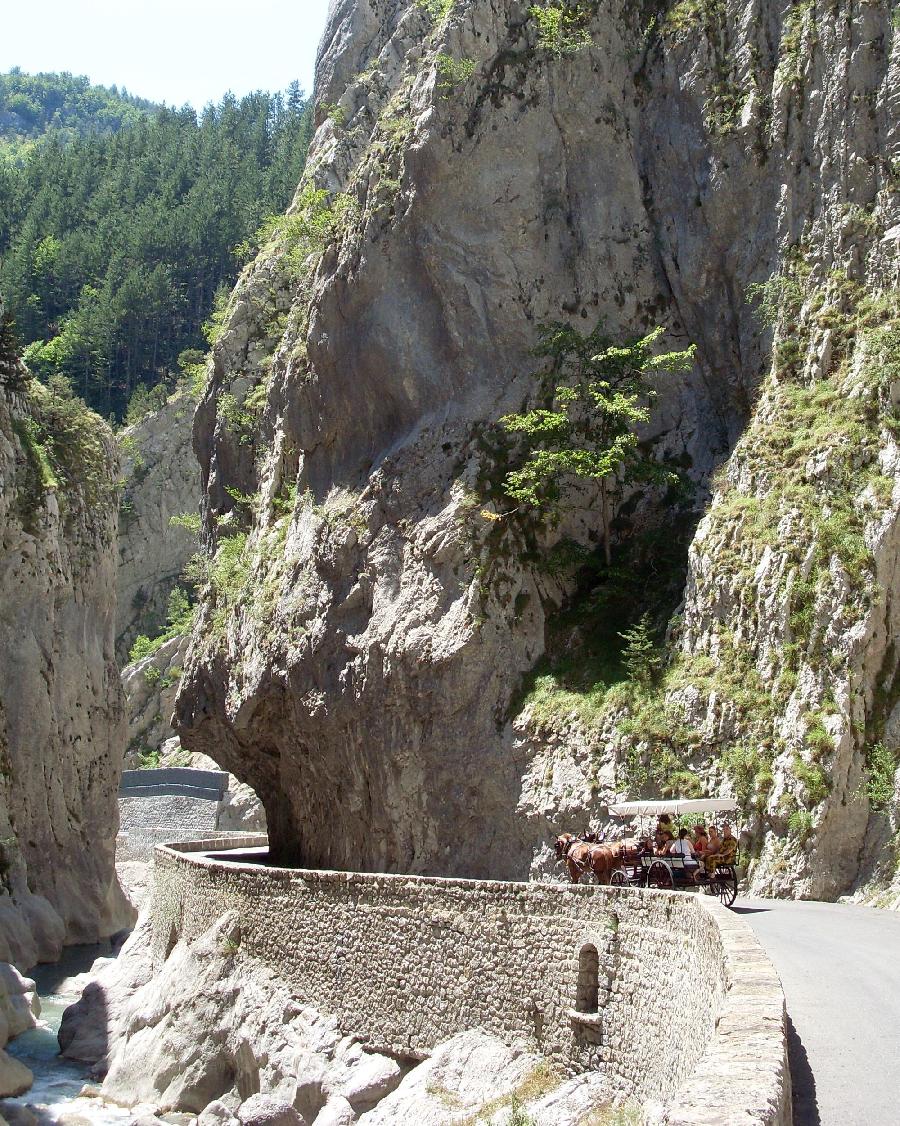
[736,898,900,1126]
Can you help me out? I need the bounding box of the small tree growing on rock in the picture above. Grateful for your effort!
[500,322,695,565]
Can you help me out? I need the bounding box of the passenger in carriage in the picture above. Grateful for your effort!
[692,824,709,855]
[702,823,737,875]
[668,828,698,870]
[654,814,675,855]
[719,823,738,862]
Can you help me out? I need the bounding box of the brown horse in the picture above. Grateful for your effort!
[556,833,650,884]
[555,833,625,885]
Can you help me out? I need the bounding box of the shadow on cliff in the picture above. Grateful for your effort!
[787,1014,820,1126]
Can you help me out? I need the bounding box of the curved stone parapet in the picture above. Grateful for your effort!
[151,838,790,1124]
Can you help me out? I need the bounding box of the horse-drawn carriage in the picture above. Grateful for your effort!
[556,797,741,909]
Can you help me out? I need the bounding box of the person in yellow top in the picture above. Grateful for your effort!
[704,823,737,875]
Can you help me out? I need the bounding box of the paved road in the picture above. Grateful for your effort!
[735,898,900,1126]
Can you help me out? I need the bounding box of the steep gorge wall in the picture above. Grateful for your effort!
[176,0,900,896]
[0,307,132,966]
[117,392,201,663]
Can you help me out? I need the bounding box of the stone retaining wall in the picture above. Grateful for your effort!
[151,838,790,1123]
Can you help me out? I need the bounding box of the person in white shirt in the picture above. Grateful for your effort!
[668,828,697,864]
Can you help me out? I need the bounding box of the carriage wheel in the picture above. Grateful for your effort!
[646,861,674,891]
[610,869,627,887]
[713,866,738,908]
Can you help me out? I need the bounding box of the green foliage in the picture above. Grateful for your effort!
[861,743,899,812]
[246,184,353,277]
[0,308,23,370]
[436,55,477,92]
[125,380,170,425]
[777,0,816,86]
[619,613,661,688]
[804,713,834,760]
[788,808,814,842]
[720,743,775,812]
[13,376,116,530]
[500,322,694,563]
[792,755,830,806]
[508,1099,537,1126]
[177,348,209,398]
[518,520,694,736]
[138,748,161,768]
[0,75,313,419]
[128,634,157,663]
[169,511,201,534]
[273,482,298,518]
[218,393,255,444]
[225,485,257,510]
[663,0,718,35]
[201,286,232,347]
[143,664,162,686]
[529,2,594,57]
[319,102,347,128]
[0,70,155,146]
[746,274,805,329]
[416,0,455,23]
[210,533,251,628]
[127,585,196,664]
[12,415,58,493]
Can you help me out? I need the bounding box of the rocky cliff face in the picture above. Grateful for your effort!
[117,391,201,662]
[175,0,900,896]
[0,305,133,966]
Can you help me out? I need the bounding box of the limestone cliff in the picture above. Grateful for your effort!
[0,304,132,966]
[117,390,201,662]
[175,0,900,897]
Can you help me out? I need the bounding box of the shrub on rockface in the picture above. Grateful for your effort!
[11,373,117,534]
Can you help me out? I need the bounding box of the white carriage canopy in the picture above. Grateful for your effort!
[607,798,738,817]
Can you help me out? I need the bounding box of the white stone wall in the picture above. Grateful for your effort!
[150,840,790,1122]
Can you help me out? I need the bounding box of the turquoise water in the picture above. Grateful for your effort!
[2,945,134,1124]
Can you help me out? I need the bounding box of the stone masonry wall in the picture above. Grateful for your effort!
[151,840,790,1122]
[117,796,222,862]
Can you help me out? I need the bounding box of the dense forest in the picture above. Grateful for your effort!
[0,70,157,147]
[0,72,313,419]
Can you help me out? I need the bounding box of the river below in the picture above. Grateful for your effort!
[0,943,134,1126]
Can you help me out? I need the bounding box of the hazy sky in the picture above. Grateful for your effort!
[1,0,332,108]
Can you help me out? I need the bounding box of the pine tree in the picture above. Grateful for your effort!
[619,613,662,688]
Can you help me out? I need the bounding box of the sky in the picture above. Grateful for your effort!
[1,0,332,108]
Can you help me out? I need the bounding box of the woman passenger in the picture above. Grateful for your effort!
[692,824,709,855]
[703,824,723,876]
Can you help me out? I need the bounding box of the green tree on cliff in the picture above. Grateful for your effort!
[500,323,695,565]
